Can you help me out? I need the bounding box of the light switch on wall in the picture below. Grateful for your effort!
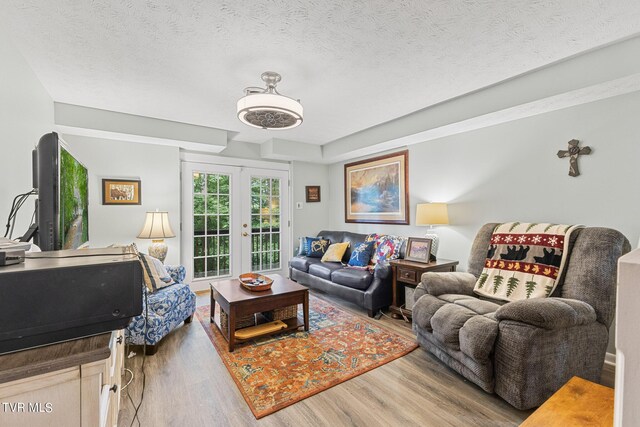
[296,202,303,209]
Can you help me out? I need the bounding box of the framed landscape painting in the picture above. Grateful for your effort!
[344,150,409,224]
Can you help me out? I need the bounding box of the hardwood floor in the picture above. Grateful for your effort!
[118,290,614,426]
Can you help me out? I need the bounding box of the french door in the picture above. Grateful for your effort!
[181,162,290,289]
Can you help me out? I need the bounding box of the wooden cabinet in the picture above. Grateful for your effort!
[390,259,458,319]
[0,330,124,427]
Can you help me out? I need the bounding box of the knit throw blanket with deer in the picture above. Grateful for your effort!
[473,222,583,302]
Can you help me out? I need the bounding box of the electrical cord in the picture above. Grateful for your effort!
[379,305,411,323]
[128,243,148,427]
[129,288,148,427]
[121,368,134,391]
[124,342,139,426]
[4,189,36,238]
[7,190,35,237]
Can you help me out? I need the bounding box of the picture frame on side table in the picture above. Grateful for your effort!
[404,237,433,263]
[305,186,321,202]
[102,179,142,205]
[344,150,409,224]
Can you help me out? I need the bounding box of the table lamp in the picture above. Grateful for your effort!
[137,210,175,262]
[415,203,449,260]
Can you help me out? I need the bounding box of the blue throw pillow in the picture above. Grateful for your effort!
[348,241,375,267]
[298,236,322,256]
[297,237,307,256]
[307,238,331,258]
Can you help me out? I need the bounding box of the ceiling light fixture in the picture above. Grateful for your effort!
[237,71,303,130]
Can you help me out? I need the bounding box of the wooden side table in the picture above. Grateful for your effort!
[520,376,613,426]
[389,258,458,319]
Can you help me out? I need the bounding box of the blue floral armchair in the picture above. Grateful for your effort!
[125,265,196,355]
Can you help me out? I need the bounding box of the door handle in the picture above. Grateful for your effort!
[242,232,248,237]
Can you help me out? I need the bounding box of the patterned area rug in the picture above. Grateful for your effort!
[195,295,417,419]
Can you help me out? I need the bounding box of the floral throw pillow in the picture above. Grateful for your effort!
[375,235,406,264]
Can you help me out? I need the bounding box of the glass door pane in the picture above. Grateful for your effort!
[250,176,281,272]
[192,171,231,279]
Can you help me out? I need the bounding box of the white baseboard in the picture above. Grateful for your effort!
[605,352,616,367]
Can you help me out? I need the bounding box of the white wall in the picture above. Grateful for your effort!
[326,91,640,354]
[217,140,263,160]
[291,161,331,250]
[0,30,54,238]
[63,135,181,264]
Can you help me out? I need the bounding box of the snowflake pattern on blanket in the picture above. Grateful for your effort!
[473,222,583,302]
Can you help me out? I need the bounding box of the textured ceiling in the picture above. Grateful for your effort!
[2,0,640,145]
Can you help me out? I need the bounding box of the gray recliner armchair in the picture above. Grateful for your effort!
[412,223,630,409]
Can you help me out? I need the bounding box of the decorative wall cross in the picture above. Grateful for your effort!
[557,139,591,177]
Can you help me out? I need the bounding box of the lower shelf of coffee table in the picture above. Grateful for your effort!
[213,311,304,342]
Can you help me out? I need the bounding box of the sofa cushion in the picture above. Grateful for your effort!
[431,304,477,349]
[330,268,374,290]
[412,294,447,332]
[454,297,501,315]
[289,256,322,273]
[459,315,499,360]
[412,293,499,360]
[308,262,344,280]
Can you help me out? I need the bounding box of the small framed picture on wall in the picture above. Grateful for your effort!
[102,179,142,205]
[305,186,321,202]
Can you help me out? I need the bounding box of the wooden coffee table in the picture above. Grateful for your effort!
[209,274,309,352]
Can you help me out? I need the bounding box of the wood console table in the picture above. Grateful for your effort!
[0,330,124,427]
[389,258,458,319]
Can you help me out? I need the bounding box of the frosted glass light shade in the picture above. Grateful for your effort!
[137,211,176,239]
[237,93,303,130]
[416,203,449,225]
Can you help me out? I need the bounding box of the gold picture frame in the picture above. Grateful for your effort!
[344,150,409,224]
[102,179,141,205]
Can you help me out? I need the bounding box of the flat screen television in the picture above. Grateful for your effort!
[33,132,89,250]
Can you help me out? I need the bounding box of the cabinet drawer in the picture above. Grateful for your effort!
[397,268,417,284]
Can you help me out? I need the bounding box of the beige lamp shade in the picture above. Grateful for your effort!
[137,211,176,239]
[415,203,449,225]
